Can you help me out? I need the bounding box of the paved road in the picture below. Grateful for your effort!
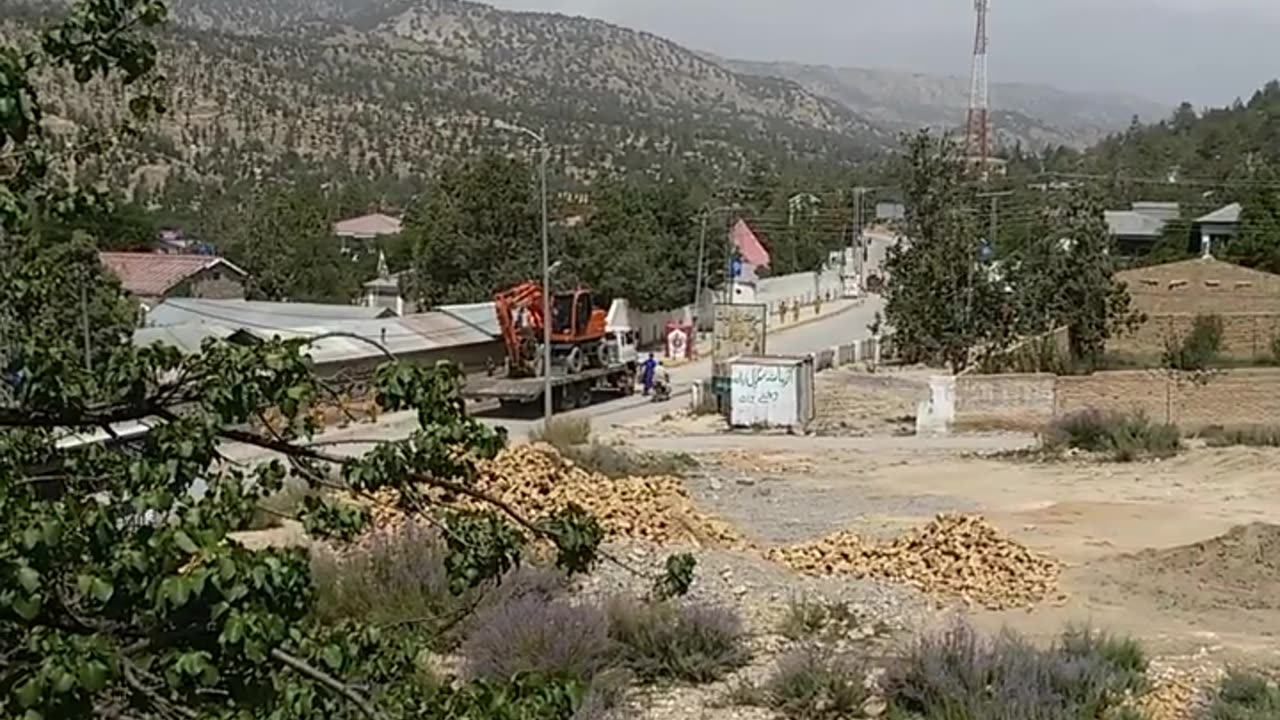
[223,232,897,462]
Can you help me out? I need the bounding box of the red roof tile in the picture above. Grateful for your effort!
[99,253,245,297]
[731,219,771,268]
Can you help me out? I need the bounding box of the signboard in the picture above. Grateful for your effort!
[712,303,767,377]
[730,361,799,428]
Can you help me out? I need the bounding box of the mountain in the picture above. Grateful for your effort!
[717,58,1170,150]
[1058,81,1280,181]
[3,0,892,201]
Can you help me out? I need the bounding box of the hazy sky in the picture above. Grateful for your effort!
[487,0,1280,106]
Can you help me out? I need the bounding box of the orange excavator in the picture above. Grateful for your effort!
[493,281,609,377]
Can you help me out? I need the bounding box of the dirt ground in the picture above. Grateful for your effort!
[625,426,1280,665]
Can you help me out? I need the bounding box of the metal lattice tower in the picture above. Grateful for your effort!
[965,0,991,177]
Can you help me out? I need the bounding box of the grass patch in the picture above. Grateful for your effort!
[778,597,872,642]
[1198,424,1280,448]
[529,416,593,447]
[560,442,696,478]
[1045,409,1182,462]
[886,622,1146,720]
[1211,670,1280,720]
[605,596,748,683]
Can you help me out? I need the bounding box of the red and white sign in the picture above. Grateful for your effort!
[665,322,695,361]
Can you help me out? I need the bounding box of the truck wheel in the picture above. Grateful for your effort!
[565,346,584,374]
[621,372,637,395]
[556,386,577,411]
[576,383,593,408]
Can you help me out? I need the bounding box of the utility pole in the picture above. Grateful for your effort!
[80,283,92,372]
[493,119,551,419]
[976,190,1014,253]
[694,204,742,321]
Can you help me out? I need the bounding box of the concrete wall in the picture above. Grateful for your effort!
[923,367,1280,432]
[1109,313,1280,360]
[639,266,850,346]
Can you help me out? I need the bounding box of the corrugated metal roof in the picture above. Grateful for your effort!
[241,314,494,365]
[1196,203,1242,224]
[134,323,238,354]
[146,298,395,328]
[437,302,500,338]
[100,253,247,297]
[1105,210,1166,238]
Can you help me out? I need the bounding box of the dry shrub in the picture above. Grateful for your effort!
[887,622,1146,720]
[1200,425,1280,448]
[1211,670,1280,720]
[460,595,615,684]
[746,647,869,719]
[1045,409,1181,462]
[605,596,748,683]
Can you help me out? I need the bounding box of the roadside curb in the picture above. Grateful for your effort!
[767,297,867,337]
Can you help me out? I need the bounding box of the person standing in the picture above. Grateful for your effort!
[641,352,657,395]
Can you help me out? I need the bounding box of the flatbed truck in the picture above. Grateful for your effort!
[462,326,641,413]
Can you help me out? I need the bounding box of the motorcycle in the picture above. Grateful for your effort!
[650,380,671,402]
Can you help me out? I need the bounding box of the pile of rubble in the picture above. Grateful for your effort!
[356,443,742,548]
[767,514,1062,610]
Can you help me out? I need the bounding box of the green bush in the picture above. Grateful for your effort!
[529,416,593,447]
[1211,670,1280,720]
[605,596,748,683]
[1163,314,1224,371]
[1199,425,1280,448]
[1045,409,1181,462]
[737,647,869,720]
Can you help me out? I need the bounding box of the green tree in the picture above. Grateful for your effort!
[1,10,693,719]
[567,179,705,312]
[35,194,159,252]
[404,154,541,307]
[212,183,363,303]
[1225,163,1280,273]
[882,130,1010,371]
[1008,191,1142,364]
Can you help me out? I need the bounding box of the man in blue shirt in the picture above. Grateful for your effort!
[641,353,657,395]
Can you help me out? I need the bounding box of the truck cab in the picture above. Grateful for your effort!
[604,328,639,368]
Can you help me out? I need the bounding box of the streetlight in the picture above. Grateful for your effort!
[494,119,553,420]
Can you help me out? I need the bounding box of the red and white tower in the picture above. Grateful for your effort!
[965,0,991,177]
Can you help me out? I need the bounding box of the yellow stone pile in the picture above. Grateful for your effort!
[355,443,742,547]
[767,514,1062,610]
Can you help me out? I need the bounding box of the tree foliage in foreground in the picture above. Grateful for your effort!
[0,3,690,718]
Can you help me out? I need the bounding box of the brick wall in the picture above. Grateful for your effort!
[954,374,1056,428]
[1109,313,1280,360]
[949,368,1280,430]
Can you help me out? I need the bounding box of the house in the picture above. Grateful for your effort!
[99,252,248,306]
[1194,203,1242,256]
[1104,202,1180,256]
[333,212,402,256]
